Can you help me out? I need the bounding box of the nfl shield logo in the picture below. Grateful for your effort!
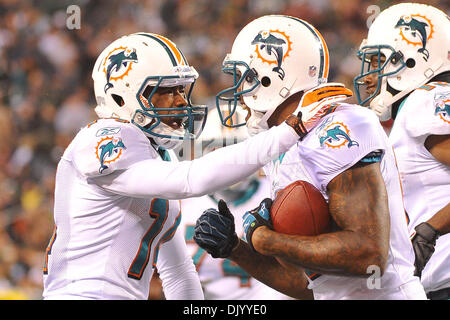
[309,66,317,77]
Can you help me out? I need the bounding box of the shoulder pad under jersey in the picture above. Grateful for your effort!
[403,82,450,137]
[70,118,154,177]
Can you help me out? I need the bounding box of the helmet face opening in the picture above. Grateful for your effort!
[353,44,407,106]
[92,33,208,149]
[133,75,207,141]
[215,60,260,128]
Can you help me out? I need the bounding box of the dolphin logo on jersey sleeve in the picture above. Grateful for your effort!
[435,102,450,116]
[96,137,127,173]
[319,123,359,149]
[434,92,450,124]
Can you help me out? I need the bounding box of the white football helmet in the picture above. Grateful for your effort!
[353,3,450,120]
[92,32,207,149]
[215,15,335,135]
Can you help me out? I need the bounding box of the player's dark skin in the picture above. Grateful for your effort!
[365,55,450,235]
[144,85,188,130]
[228,92,390,299]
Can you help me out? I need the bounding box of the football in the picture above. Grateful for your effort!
[270,180,330,236]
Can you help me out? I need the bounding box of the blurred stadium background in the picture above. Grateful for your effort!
[0,0,448,299]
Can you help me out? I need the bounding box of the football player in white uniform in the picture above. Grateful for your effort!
[194,15,427,300]
[42,33,318,300]
[181,109,291,300]
[353,3,450,300]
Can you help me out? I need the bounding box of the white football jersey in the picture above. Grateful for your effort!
[389,81,450,293]
[43,118,198,300]
[264,104,426,300]
[181,177,291,300]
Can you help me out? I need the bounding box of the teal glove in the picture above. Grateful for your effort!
[242,198,273,252]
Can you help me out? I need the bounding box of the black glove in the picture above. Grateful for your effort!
[285,112,308,140]
[242,198,273,252]
[193,200,239,258]
[411,222,440,278]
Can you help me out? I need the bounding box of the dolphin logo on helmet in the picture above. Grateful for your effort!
[104,47,138,93]
[252,31,287,80]
[395,15,432,61]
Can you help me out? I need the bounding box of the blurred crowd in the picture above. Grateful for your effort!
[0,0,448,299]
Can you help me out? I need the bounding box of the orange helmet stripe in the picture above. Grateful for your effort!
[152,34,186,66]
[311,25,330,79]
[284,16,330,80]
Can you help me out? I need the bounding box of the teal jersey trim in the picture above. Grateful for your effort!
[273,152,286,165]
[359,150,383,163]
[152,211,182,268]
[128,198,168,280]
[157,146,171,161]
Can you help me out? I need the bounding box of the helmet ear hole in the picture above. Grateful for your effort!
[112,94,125,106]
[405,58,416,68]
[261,76,271,87]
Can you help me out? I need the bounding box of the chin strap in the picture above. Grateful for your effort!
[370,58,446,121]
[370,78,432,121]
[369,78,393,121]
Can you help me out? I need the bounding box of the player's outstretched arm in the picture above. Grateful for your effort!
[94,118,302,200]
[252,161,390,277]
